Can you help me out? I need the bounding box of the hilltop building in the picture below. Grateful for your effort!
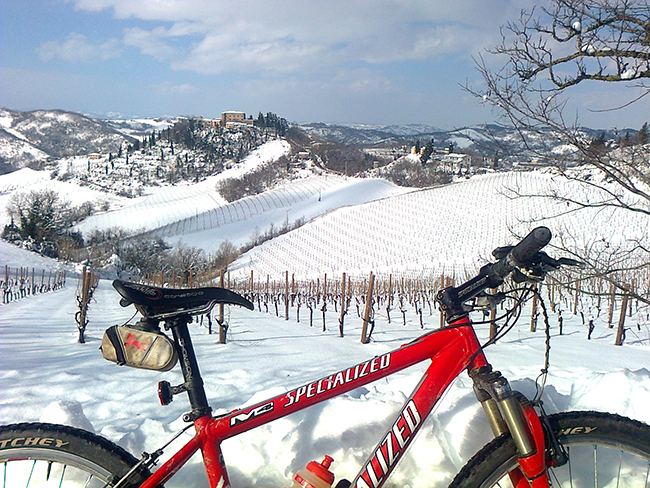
[221,111,254,128]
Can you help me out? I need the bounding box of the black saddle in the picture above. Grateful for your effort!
[112,279,254,319]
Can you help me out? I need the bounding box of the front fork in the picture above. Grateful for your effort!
[470,365,554,488]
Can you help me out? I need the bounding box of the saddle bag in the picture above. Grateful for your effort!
[101,325,178,371]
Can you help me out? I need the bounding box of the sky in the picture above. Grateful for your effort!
[1,0,648,129]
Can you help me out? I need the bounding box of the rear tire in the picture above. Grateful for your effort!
[449,411,650,488]
[0,422,151,487]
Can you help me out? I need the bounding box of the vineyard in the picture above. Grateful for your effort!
[205,263,648,348]
[2,265,67,304]
[231,171,648,281]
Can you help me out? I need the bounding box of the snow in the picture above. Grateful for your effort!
[0,112,28,142]
[1,153,649,487]
[1,248,649,488]
[0,168,117,228]
[232,171,648,279]
[72,140,292,235]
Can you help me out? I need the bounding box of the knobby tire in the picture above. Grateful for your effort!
[0,422,151,487]
[449,411,650,488]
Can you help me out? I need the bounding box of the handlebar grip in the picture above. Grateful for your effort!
[510,226,551,266]
[491,227,551,279]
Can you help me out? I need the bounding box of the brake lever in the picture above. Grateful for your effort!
[512,252,583,283]
[473,292,507,309]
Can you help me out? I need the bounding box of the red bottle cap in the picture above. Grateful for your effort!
[306,456,334,485]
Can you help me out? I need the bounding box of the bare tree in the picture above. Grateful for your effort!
[468,0,649,303]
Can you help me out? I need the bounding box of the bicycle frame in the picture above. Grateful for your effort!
[136,318,490,488]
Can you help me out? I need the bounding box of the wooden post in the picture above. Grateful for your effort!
[530,284,538,332]
[361,272,375,344]
[607,282,616,328]
[629,279,636,317]
[615,293,629,346]
[549,279,556,313]
[218,269,226,343]
[77,266,91,344]
[285,271,289,320]
[339,272,347,337]
[489,305,497,340]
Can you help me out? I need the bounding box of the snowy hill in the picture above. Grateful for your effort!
[1,145,649,488]
[2,161,647,286]
[0,109,134,172]
[230,170,648,280]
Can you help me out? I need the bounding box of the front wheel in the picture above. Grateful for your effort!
[450,411,650,488]
[0,423,151,487]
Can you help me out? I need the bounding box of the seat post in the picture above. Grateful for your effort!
[168,315,212,420]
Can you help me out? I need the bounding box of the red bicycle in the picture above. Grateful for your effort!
[2,227,649,488]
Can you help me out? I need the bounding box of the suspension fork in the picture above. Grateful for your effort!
[470,365,550,488]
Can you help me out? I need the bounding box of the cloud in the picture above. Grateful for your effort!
[37,33,122,63]
[154,81,199,95]
[122,27,179,61]
[68,0,525,75]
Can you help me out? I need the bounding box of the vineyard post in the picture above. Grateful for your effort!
[549,279,556,313]
[339,272,347,337]
[489,288,497,340]
[607,282,616,328]
[361,271,375,344]
[439,274,445,328]
[321,273,328,331]
[386,274,393,324]
[285,271,289,321]
[218,269,226,343]
[530,284,538,332]
[76,266,93,344]
[615,291,629,346]
[596,278,603,311]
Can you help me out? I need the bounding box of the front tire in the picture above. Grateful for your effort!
[0,423,151,487]
[449,411,650,488]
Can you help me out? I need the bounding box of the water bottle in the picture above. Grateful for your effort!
[289,455,335,488]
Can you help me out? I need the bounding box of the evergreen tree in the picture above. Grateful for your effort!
[420,140,434,164]
[637,122,649,145]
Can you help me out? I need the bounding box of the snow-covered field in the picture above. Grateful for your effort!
[1,146,649,487]
[0,248,649,488]
[231,170,649,280]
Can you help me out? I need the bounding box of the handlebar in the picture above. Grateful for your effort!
[491,227,551,280]
[436,227,556,323]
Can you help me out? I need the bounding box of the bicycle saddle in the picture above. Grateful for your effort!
[112,279,254,319]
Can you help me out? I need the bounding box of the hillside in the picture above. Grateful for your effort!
[300,122,635,165]
[230,170,648,280]
[0,108,135,172]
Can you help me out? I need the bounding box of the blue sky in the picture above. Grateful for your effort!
[1,0,647,129]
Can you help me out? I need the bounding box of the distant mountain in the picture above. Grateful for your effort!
[0,108,135,173]
[103,116,178,138]
[0,128,49,174]
[298,122,634,162]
